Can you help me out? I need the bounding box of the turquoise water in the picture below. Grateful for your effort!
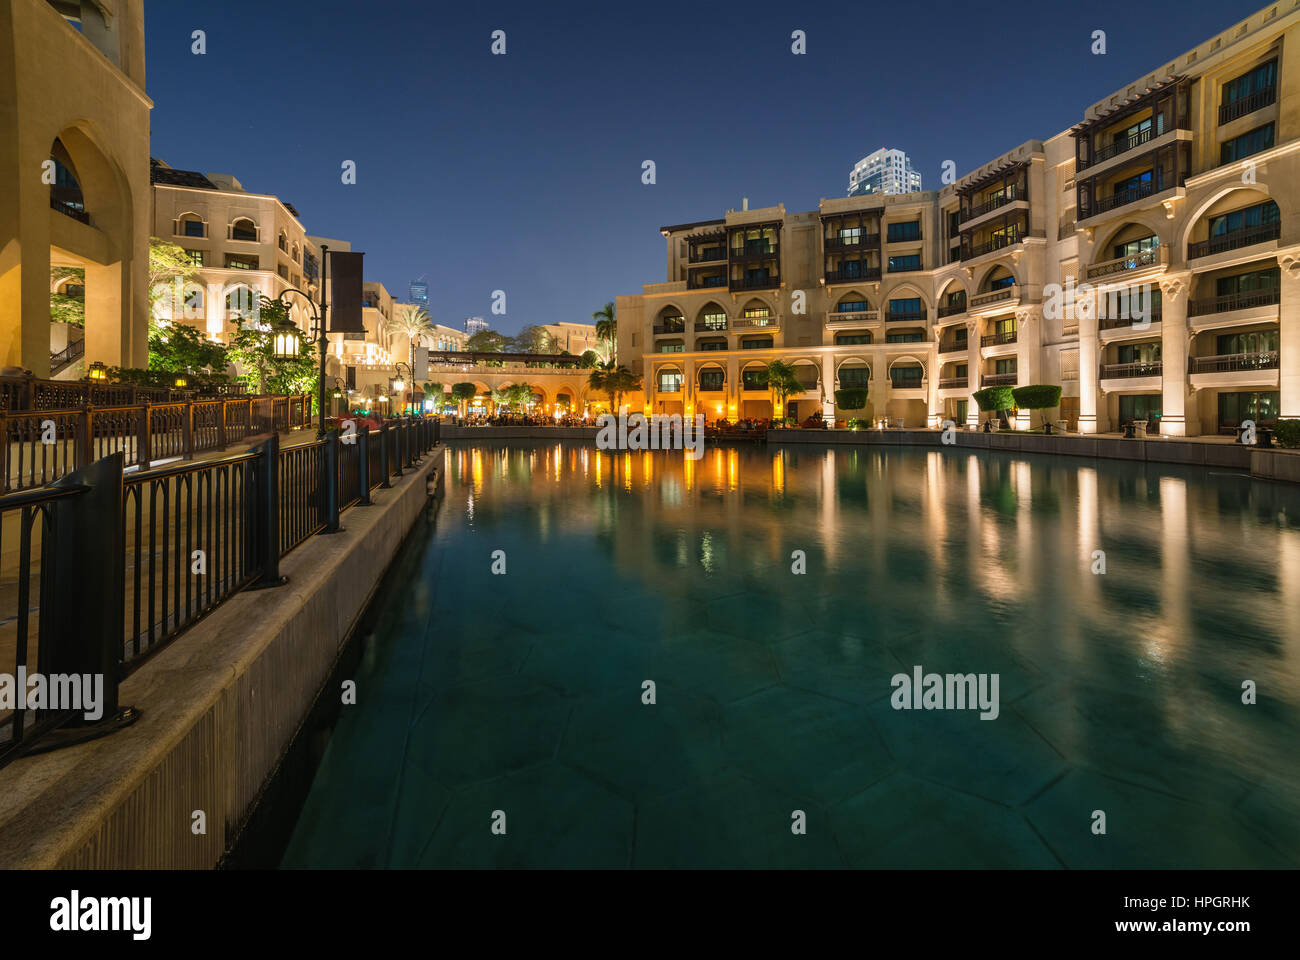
[282,441,1300,868]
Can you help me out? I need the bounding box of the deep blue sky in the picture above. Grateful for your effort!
[145,0,1261,336]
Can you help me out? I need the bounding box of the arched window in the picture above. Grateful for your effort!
[231,218,258,242]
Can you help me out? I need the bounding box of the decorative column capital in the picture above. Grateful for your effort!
[1158,276,1188,302]
[1279,251,1300,281]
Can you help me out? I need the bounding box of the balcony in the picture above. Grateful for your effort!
[1189,351,1279,374]
[824,267,882,285]
[981,373,1017,386]
[889,376,925,390]
[962,232,1026,261]
[695,320,729,332]
[1187,287,1280,318]
[1085,247,1164,281]
[980,330,1017,347]
[938,377,968,390]
[1188,221,1281,260]
[1100,360,1162,379]
[733,315,782,330]
[687,274,728,290]
[1087,126,1157,169]
[653,322,686,335]
[730,275,780,291]
[688,246,727,264]
[885,309,925,324]
[969,286,1019,311]
[962,187,1023,223]
[937,301,967,318]
[50,185,88,224]
[1093,181,1158,215]
[1099,310,1162,331]
[938,336,968,354]
[825,309,880,329]
[824,235,880,252]
[1219,86,1276,125]
[730,244,779,260]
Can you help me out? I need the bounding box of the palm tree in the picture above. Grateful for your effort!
[760,359,804,423]
[391,304,434,367]
[592,302,617,356]
[588,360,640,415]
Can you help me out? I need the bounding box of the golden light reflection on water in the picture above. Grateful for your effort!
[442,441,1300,702]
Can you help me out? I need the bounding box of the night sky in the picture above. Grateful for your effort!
[144,0,1261,336]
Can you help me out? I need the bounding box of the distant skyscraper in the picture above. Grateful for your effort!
[847,148,922,197]
[465,317,489,335]
[410,279,429,308]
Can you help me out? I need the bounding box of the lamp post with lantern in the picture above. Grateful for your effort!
[260,242,331,436]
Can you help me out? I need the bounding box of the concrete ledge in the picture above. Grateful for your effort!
[0,447,445,869]
[1251,448,1300,483]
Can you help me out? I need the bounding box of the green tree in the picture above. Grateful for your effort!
[508,325,555,354]
[148,321,228,374]
[147,237,201,333]
[578,349,600,369]
[50,266,86,327]
[1011,384,1063,430]
[467,330,506,353]
[588,361,640,414]
[972,386,1016,425]
[592,301,616,355]
[758,359,803,422]
[834,387,869,411]
[226,299,317,397]
[451,382,478,416]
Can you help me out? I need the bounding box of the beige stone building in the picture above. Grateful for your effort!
[151,162,321,349]
[619,1,1300,436]
[541,321,602,358]
[1,0,152,377]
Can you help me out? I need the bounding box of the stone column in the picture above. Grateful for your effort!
[1280,251,1300,422]
[964,317,981,427]
[925,345,941,428]
[821,353,837,423]
[1014,306,1042,430]
[1077,285,1100,434]
[683,356,696,421]
[1158,274,1190,437]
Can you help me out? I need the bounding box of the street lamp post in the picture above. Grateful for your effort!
[264,243,331,436]
[393,360,413,416]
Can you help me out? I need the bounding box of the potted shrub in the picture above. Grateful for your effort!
[972,386,1015,430]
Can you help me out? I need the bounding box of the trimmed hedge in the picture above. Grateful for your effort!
[847,418,871,429]
[1011,384,1062,410]
[834,388,869,410]
[972,386,1015,412]
[1275,419,1300,449]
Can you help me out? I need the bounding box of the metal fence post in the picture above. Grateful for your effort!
[323,429,341,533]
[358,426,372,505]
[42,452,136,738]
[218,398,228,450]
[138,402,152,471]
[251,434,285,587]
[379,421,392,489]
[183,400,194,460]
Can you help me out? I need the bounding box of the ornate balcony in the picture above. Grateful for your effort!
[1188,221,1280,260]
[1189,351,1279,374]
[1187,287,1280,317]
[1100,360,1162,379]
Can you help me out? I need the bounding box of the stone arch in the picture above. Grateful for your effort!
[1093,216,1167,262]
[976,263,1019,293]
[1179,183,1283,254]
[888,354,928,376]
[832,289,875,312]
[695,300,729,323]
[230,216,259,242]
[882,280,932,311]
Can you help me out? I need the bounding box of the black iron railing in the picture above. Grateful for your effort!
[1188,221,1281,259]
[1088,126,1157,167]
[1100,361,1162,379]
[50,338,85,376]
[1187,286,1281,317]
[0,416,441,768]
[1188,351,1279,374]
[1220,86,1276,125]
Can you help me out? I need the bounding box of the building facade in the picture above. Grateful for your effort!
[151,161,320,346]
[848,147,923,198]
[1,0,152,376]
[465,316,489,336]
[620,2,1300,437]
